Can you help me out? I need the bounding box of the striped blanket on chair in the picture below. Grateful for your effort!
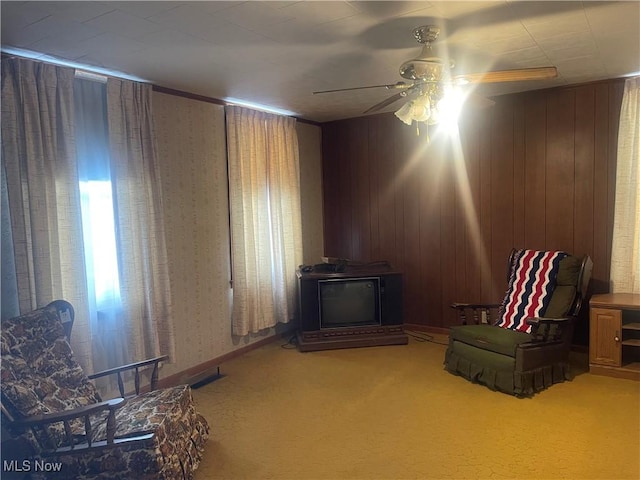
[496,249,568,333]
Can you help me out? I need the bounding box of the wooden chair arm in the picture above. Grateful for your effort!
[525,316,573,342]
[11,398,126,450]
[88,355,168,397]
[451,303,502,310]
[525,316,571,326]
[12,398,125,428]
[88,355,168,379]
[450,303,502,325]
[518,340,564,349]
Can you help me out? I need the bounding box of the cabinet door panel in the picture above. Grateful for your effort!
[589,308,622,366]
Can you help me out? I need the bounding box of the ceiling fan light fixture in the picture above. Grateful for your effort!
[399,27,454,81]
[400,59,445,81]
[394,94,435,126]
[316,24,557,133]
[394,102,415,125]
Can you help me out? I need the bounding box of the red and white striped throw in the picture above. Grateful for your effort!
[496,249,568,333]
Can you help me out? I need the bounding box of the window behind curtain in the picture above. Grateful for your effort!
[73,78,122,317]
[225,106,303,336]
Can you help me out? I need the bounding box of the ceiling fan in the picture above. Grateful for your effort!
[314,25,557,128]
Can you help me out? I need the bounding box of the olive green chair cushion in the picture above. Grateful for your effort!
[556,255,582,286]
[544,255,582,318]
[448,324,531,358]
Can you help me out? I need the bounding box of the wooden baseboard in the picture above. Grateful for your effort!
[157,328,295,390]
[589,363,640,381]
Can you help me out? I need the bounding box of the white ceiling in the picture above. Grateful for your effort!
[2,1,639,122]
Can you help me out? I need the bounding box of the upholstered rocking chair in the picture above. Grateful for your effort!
[444,249,593,396]
[1,300,209,479]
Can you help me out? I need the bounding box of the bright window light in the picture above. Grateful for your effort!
[79,180,121,307]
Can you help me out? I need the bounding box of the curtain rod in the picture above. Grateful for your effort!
[3,49,321,126]
[152,85,321,126]
[75,70,108,83]
[1,49,147,83]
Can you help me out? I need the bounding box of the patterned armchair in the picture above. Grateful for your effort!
[1,300,209,479]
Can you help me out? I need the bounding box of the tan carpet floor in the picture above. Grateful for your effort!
[191,334,640,480]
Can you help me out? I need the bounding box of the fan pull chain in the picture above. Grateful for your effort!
[415,122,431,143]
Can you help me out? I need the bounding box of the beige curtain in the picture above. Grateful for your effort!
[226,106,303,336]
[2,59,174,381]
[610,77,640,294]
[106,78,175,362]
[1,58,94,371]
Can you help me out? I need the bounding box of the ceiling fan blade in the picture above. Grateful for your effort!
[313,82,410,94]
[465,92,496,109]
[454,66,557,84]
[363,90,411,114]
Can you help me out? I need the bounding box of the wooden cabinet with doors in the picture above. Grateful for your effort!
[589,293,640,381]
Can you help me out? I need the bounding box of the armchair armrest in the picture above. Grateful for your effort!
[450,303,502,325]
[88,355,168,397]
[12,398,126,450]
[525,316,573,342]
[12,398,126,428]
[526,316,571,326]
[451,303,502,309]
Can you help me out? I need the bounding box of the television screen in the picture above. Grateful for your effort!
[318,277,381,328]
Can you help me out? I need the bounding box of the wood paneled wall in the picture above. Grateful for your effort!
[321,79,625,343]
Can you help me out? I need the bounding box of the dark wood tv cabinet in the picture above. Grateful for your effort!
[297,325,408,352]
[296,268,407,352]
